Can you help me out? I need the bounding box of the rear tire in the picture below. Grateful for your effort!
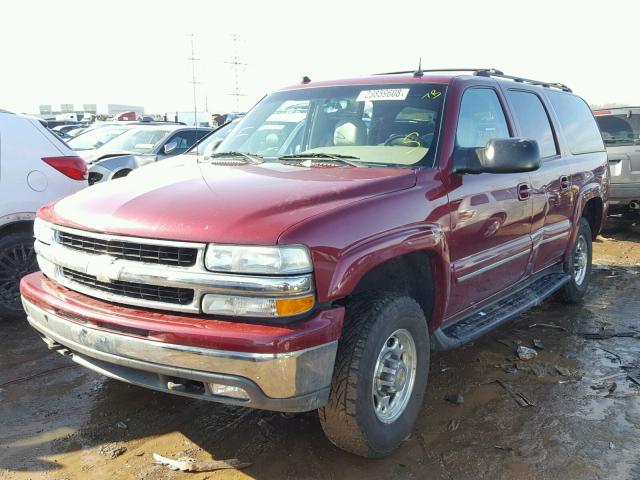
[559,217,592,304]
[0,231,37,320]
[318,293,430,458]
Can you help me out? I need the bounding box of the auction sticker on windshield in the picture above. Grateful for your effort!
[356,88,410,102]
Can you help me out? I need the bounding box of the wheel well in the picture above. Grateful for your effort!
[350,251,434,323]
[582,197,604,238]
[0,220,34,238]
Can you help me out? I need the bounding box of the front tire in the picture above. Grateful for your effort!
[0,231,37,320]
[559,217,592,304]
[319,293,430,458]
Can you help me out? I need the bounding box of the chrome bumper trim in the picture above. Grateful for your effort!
[23,298,337,400]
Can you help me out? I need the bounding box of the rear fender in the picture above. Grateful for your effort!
[565,182,603,257]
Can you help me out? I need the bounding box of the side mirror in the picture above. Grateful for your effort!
[453,138,542,174]
[163,140,178,155]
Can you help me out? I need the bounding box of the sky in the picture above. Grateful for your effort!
[1,0,638,115]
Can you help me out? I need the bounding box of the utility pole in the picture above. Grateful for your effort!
[187,33,200,126]
[225,34,248,111]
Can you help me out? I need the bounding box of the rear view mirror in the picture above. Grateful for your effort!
[453,138,542,174]
[163,140,178,155]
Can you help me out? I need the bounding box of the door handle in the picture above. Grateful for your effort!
[517,183,531,201]
[560,175,570,191]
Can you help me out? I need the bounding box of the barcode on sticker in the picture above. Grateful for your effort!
[356,88,410,102]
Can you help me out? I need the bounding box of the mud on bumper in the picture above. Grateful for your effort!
[22,298,338,412]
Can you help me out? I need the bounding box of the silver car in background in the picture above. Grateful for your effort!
[87,125,211,184]
[594,107,640,217]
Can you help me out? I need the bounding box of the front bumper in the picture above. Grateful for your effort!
[20,273,344,412]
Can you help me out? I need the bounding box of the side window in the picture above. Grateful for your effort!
[195,129,211,141]
[167,130,199,153]
[507,90,558,158]
[456,88,510,148]
[546,91,605,155]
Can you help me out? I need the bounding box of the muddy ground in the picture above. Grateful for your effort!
[1,222,640,480]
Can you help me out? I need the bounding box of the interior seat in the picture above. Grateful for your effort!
[333,118,367,146]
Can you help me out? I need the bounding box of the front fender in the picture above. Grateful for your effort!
[326,223,447,299]
[88,155,156,183]
[325,223,451,330]
[0,212,36,229]
[277,177,452,329]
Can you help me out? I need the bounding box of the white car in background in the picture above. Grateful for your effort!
[0,109,87,319]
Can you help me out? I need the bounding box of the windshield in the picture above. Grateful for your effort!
[101,127,173,154]
[214,83,446,166]
[596,113,640,146]
[68,126,129,150]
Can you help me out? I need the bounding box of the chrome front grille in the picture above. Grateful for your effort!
[34,224,314,315]
[58,230,198,267]
[61,268,195,306]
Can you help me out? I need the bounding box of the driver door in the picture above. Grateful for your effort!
[446,87,534,318]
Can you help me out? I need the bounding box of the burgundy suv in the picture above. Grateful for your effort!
[21,68,608,457]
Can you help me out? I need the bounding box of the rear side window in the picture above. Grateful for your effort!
[456,88,510,148]
[595,113,640,147]
[546,91,604,155]
[507,90,558,158]
[45,127,73,151]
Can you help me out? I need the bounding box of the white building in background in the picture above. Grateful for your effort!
[38,103,145,119]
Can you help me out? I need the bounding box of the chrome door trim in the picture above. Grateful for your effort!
[457,249,530,283]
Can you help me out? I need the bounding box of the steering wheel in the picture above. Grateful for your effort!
[384,132,430,147]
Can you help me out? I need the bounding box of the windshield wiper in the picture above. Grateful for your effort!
[208,151,264,164]
[278,152,362,167]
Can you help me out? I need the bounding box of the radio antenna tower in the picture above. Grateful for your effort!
[225,34,248,111]
[187,33,200,127]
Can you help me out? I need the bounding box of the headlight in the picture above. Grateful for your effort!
[202,293,315,318]
[204,244,312,275]
[33,217,55,245]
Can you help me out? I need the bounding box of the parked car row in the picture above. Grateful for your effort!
[12,68,610,458]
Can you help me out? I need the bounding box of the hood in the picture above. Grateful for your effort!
[90,153,156,172]
[79,149,138,164]
[41,161,417,245]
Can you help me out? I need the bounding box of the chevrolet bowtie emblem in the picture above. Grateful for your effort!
[86,256,121,283]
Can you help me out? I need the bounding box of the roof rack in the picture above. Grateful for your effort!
[479,70,572,92]
[374,68,497,77]
[374,68,572,92]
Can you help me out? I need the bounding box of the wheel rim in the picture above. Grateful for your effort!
[0,242,37,311]
[371,328,417,424]
[573,235,588,286]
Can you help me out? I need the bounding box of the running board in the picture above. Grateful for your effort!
[431,271,571,351]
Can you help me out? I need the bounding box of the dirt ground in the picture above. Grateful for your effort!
[1,222,639,480]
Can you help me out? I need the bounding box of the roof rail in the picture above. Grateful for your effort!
[373,68,572,92]
[478,70,572,92]
[374,68,499,76]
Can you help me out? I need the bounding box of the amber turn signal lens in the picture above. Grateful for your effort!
[275,295,315,316]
